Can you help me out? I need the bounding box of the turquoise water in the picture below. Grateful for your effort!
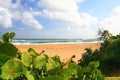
[12,39,99,44]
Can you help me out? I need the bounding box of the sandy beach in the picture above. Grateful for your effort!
[15,43,101,63]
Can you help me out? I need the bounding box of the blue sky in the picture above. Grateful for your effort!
[0,0,120,39]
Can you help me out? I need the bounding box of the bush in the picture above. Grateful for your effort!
[78,32,120,76]
[0,32,104,80]
[100,38,120,75]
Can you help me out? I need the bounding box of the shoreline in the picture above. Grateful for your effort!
[13,41,101,45]
[15,43,101,63]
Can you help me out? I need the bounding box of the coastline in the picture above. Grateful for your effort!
[15,42,101,63]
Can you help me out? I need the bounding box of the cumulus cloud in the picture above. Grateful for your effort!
[0,0,21,9]
[37,0,97,27]
[0,7,12,28]
[0,0,43,29]
[22,12,43,29]
[100,6,120,35]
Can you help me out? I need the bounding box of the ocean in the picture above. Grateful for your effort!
[11,39,99,44]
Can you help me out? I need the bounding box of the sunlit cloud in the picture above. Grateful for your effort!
[0,0,43,29]
[100,6,120,35]
[0,7,12,28]
[22,12,43,29]
[37,0,97,27]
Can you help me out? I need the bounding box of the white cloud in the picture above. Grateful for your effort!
[37,0,81,11]
[0,0,21,9]
[22,12,43,29]
[81,12,98,27]
[37,0,97,27]
[0,7,12,28]
[0,0,43,29]
[100,6,120,35]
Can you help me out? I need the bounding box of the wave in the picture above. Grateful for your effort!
[12,39,99,44]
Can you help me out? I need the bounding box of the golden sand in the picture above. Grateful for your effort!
[15,43,100,63]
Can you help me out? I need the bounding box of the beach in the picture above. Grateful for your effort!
[15,43,101,63]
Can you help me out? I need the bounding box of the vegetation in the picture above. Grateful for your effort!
[78,29,120,76]
[0,32,104,80]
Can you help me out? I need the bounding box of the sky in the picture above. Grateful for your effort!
[0,0,120,39]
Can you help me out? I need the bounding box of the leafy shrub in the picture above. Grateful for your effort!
[0,32,104,80]
[78,30,120,76]
[100,38,120,75]
[78,48,100,67]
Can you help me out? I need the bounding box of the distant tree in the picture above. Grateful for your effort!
[98,29,112,41]
[0,32,2,43]
[116,33,120,38]
[0,32,2,38]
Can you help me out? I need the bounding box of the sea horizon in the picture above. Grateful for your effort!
[11,38,101,44]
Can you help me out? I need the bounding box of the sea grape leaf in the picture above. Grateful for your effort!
[52,55,61,62]
[68,62,78,70]
[21,52,33,67]
[96,70,105,80]
[28,48,38,58]
[88,61,100,68]
[0,54,11,66]
[1,59,24,79]
[40,76,64,80]
[25,71,35,80]
[0,43,18,65]
[59,68,77,80]
[47,67,61,75]
[9,32,15,41]
[46,58,60,71]
[0,43,18,56]
[2,32,15,43]
[34,54,48,69]
[81,66,91,73]
[2,32,9,42]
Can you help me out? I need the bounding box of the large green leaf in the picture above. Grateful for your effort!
[59,68,77,80]
[68,62,78,70]
[0,54,11,66]
[81,66,91,73]
[9,32,15,42]
[2,32,15,43]
[21,52,33,67]
[88,61,100,68]
[0,43,18,65]
[1,59,24,79]
[2,32,9,42]
[28,48,38,58]
[52,55,61,62]
[0,43,18,56]
[34,54,48,69]
[46,58,60,71]
[25,71,35,80]
[96,70,105,80]
[40,76,64,80]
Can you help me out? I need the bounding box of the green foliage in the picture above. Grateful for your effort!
[98,29,112,41]
[1,59,24,79]
[78,48,100,67]
[81,61,104,80]
[34,54,48,69]
[100,38,120,75]
[2,32,15,43]
[0,32,104,80]
[0,32,18,66]
[79,30,120,76]
[40,76,64,80]
[21,52,33,67]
